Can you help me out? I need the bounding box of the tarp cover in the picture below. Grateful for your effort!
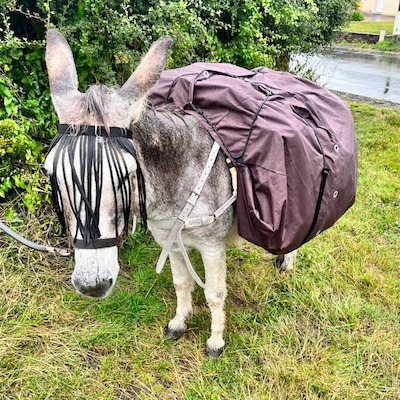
[149,63,358,254]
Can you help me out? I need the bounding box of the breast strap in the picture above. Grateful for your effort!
[153,141,237,289]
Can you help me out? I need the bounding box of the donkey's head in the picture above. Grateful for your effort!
[44,29,173,298]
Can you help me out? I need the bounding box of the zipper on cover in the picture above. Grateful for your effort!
[302,167,330,243]
[293,110,330,244]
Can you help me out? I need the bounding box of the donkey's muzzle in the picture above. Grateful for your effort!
[71,247,120,298]
[72,277,114,298]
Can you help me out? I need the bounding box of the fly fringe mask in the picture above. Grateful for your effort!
[48,125,147,249]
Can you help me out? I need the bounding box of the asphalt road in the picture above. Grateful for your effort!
[292,47,400,104]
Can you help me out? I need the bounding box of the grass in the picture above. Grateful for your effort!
[344,21,395,34]
[341,20,400,53]
[1,101,400,399]
[339,38,400,53]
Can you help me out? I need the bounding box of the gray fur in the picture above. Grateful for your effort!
[130,109,233,232]
[120,36,174,99]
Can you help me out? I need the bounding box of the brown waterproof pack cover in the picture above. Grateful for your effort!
[149,63,358,254]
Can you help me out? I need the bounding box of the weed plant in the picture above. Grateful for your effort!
[0,101,399,399]
[339,39,400,53]
[341,20,400,53]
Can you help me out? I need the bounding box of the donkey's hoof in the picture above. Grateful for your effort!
[275,255,294,272]
[165,326,186,341]
[275,254,285,270]
[206,345,224,358]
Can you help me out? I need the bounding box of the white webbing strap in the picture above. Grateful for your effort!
[177,190,237,289]
[132,214,137,235]
[184,157,237,229]
[154,145,238,289]
[155,141,221,275]
[176,225,206,288]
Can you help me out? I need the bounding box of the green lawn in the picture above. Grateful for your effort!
[341,20,400,53]
[1,101,399,399]
[345,21,395,34]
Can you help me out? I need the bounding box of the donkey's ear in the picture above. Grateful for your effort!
[46,29,79,96]
[119,36,174,99]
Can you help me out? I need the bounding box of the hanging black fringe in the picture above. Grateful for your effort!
[113,135,148,230]
[136,163,148,230]
[47,125,147,246]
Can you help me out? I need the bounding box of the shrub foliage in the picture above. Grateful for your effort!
[0,0,356,211]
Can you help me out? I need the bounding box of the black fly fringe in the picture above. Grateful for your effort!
[114,136,148,230]
[48,128,147,245]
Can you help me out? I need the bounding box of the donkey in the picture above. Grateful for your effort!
[44,29,296,357]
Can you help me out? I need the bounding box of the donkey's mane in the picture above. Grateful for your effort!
[79,84,189,137]
[132,108,193,148]
[77,85,115,131]
[76,84,146,130]
[85,85,112,123]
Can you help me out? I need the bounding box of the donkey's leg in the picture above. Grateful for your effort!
[275,249,297,272]
[199,243,227,358]
[165,250,195,340]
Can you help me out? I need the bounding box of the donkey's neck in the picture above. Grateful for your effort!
[131,108,213,220]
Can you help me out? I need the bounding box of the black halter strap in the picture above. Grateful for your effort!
[57,124,134,138]
[74,236,123,249]
[49,124,147,250]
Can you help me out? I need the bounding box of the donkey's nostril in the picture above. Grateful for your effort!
[72,277,113,298]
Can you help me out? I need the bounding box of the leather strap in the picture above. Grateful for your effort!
[73,236,123,249]
[58,124,133,138]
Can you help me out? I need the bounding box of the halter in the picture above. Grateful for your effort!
[48,124,146,249]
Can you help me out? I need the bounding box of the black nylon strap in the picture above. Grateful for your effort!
[58,124,133,138]
[74,236,123,249]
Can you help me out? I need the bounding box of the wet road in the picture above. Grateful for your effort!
[292,48,400,104]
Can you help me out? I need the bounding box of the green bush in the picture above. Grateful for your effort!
[0,119,46,211]
[350,11,365,21]
[0,0,357,213]
[376,37,400,52]
[0,37,55,211]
